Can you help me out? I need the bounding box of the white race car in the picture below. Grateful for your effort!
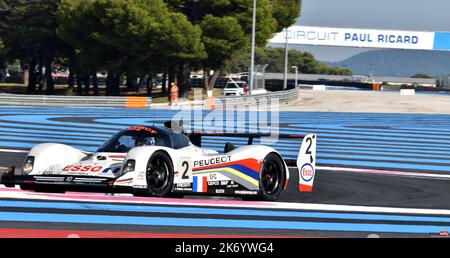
[1,122,317,201]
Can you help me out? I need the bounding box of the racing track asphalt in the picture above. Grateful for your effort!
[2,151,450,210]
[2,158,450,237]
[1,107,450,237]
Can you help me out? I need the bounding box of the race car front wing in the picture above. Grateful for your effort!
[0,166,130,193]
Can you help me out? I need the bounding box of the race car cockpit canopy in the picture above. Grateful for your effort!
[97,126,190,153]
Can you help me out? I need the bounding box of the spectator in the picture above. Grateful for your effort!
[170,82,179,106]
[243,83,250,95]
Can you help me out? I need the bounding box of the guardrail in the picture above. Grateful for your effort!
[0,89,299,109]
[0,94,152,108]
[213,89,299,109]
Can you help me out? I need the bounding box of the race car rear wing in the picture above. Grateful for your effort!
[188,132,307,149]
[189,132,273,147]
[188,132,317,193]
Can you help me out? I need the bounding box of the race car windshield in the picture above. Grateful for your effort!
[97,129,166,153]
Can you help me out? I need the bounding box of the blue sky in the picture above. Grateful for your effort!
[276,0,450,62]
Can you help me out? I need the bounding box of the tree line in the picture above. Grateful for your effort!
[224,47,353,75]
[0,0,348,97]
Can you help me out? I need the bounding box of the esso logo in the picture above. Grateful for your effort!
[63,165,103,173]
[301,164,315,182]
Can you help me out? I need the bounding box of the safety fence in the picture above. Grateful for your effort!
[0,89,299,109]
[0,94,152,108]
[210,89,299,109]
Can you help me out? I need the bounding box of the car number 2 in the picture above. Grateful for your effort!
[179,158,192,181]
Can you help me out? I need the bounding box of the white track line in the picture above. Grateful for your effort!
[317,166,450,180]
[0,149,29,153]
[1,187,450,216]
[274,202,450,216]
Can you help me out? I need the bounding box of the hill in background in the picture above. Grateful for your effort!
[327,49,450,77]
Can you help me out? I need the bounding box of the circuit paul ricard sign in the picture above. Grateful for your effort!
[269,25,450,51]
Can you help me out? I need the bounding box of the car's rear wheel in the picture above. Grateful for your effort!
[257,153,285,201]
[144,151,174,197]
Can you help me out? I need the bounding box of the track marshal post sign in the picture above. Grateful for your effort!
[269,26,450,51]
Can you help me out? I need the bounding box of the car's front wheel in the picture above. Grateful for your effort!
[144,151,174,197]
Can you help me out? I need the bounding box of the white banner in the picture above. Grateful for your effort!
[269,26,435,50]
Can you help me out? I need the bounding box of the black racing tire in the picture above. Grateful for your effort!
[144,151,174,197]
[257,153,285,201]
